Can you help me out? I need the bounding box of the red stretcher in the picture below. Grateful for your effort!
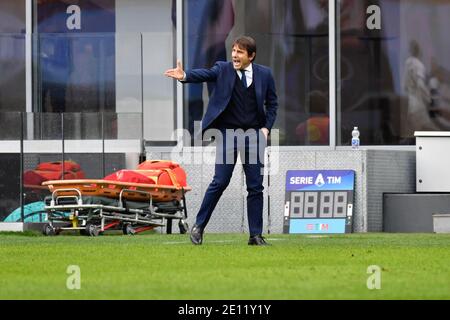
[41,179,191,236]
[43,179,191,202]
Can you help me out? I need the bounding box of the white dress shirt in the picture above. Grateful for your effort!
[237,63,253,87]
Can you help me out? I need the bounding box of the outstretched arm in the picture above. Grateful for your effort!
[164,60,185,81]
[165,61,221,83]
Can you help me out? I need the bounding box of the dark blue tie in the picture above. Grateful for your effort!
[241,69,247,88]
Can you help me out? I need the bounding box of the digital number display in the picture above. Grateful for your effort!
[289,191,349,218]
[284,170,355,234]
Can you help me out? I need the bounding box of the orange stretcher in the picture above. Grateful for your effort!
[43,179,192,203]
[41,179,191,237]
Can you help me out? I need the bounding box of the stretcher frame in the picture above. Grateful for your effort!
[41,179,191,236]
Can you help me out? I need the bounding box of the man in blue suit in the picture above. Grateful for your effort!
[165,36,278,245]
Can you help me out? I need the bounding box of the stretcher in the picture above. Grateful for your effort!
[41,179,191,236]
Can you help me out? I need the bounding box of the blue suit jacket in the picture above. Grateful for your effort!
[184,61,278,134]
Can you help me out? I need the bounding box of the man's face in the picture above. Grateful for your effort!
[231,44,255,70]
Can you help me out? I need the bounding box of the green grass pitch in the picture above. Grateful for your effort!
[0,232,449,299]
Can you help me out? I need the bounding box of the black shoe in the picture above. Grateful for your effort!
[190,224,203,245]
[248,235,270,246]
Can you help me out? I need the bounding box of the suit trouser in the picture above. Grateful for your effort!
[195,129,266,236]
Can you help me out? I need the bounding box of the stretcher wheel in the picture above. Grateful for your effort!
[178,220,189,234]
[123,224,136,235]
[86,223,100,237]
[43,223,56,236]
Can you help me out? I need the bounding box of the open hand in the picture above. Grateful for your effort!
[164,60,185,81]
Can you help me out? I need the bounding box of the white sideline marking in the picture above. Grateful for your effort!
[162,238,288,245]
[305,235,329,238]
[163,240,237,245]
[163,241,190,245]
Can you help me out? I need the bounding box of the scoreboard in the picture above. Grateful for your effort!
[283,170,355,234]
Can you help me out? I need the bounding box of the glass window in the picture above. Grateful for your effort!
[183,0,329,146]
[34,0,177,142]
[35,0,116,114]
[115,0,177,142]
[22,113,62,222]
[0,0,26,112]
[337,0,450,146]
[0,112,22,222]
[0,153,22,222]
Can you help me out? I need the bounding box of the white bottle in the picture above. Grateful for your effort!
[351,127,360,149]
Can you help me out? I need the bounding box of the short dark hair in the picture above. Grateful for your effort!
[232,36,256,61]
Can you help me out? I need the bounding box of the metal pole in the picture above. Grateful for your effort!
[102,112,105,177]
[176,0,184,146]
[329,0,337,149]
[140,33,146,163]
[61,113,65,179]
[20,112,25,223]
